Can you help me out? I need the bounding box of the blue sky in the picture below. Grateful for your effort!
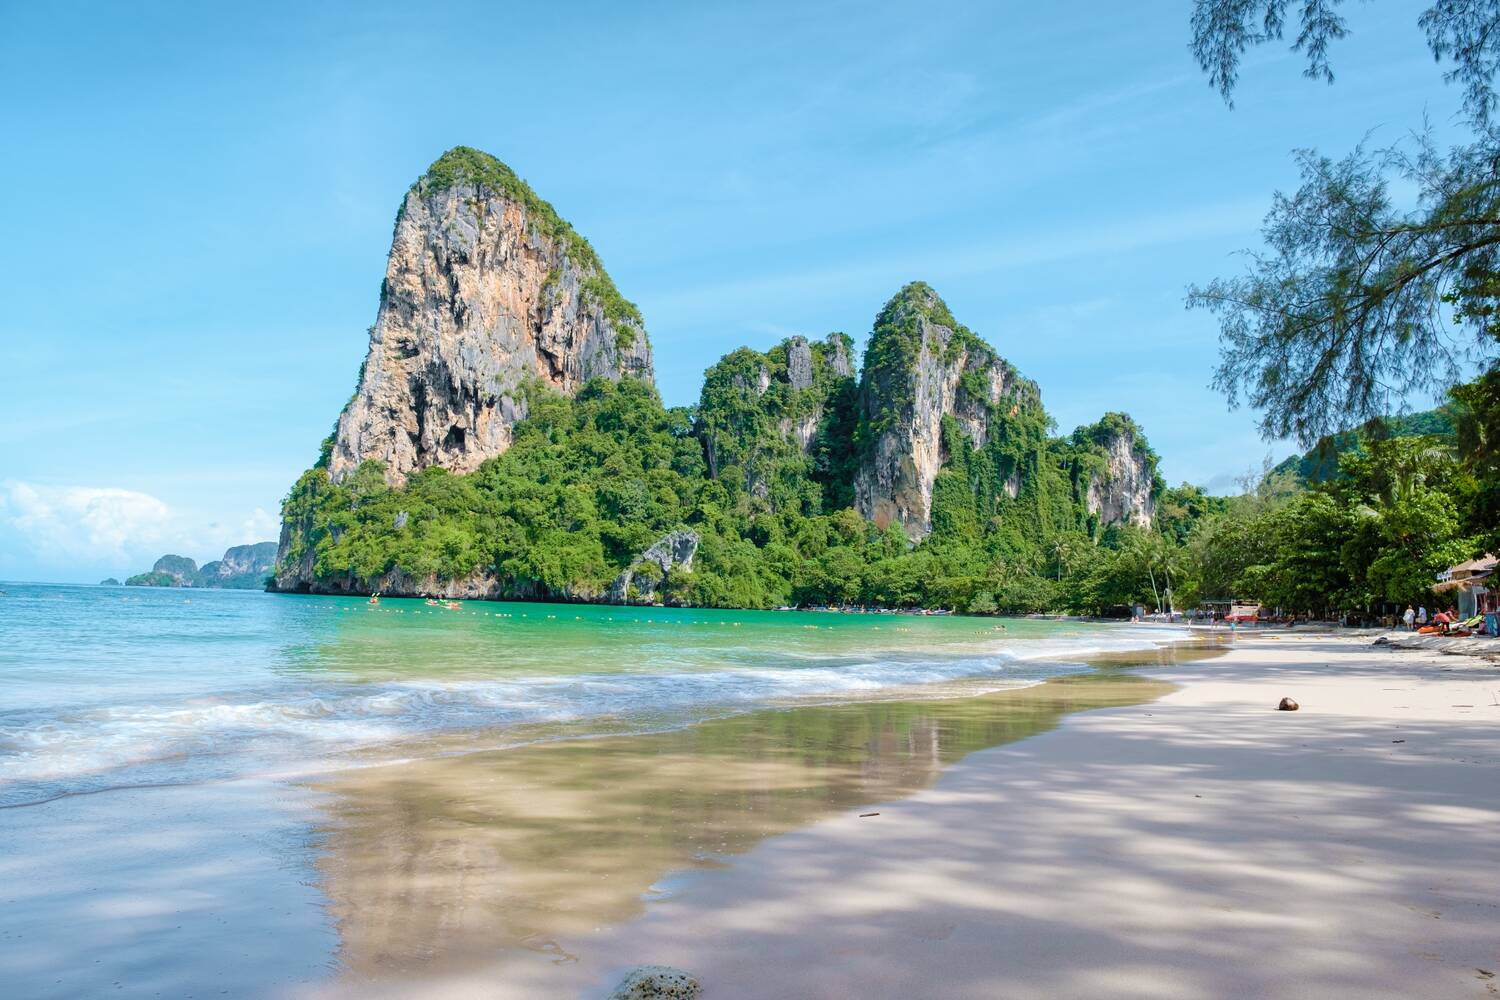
[0,0,1464,583]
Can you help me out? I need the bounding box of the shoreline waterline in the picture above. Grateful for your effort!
[303,639,1226,994]
[545,634,1500,1000]
[0,635,1215,813]
[0,585,1221,998]
[0,584,1198,808]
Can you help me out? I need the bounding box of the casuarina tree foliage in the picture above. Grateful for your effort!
[1187,0,1500,446]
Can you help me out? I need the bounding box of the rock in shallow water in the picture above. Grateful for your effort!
[608,965,701,999]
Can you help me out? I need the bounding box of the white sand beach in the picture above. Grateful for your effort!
[363,632,1500,999]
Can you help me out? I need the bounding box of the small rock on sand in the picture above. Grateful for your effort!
[1278,697,1299,711]
[608,965,701,999]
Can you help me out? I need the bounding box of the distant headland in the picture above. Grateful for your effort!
[119,542,277,589]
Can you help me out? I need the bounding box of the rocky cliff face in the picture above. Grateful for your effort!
[268,150,1171,608]
[696,333,856,504]
[1074,415,1158,530]
[854,283,1040,539]
[327,147,653,484]
[607,529,699,604]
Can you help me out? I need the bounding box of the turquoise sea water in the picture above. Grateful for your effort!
[0,583,1185,808]
[0,582,1193,997]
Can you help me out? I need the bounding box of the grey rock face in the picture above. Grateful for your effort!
[778,411,822,452]
[189,542,278,589]
[786,335,815,389]
[607,965,701,1000]
[855,285,1038,540]
[273,511,316,593]
[608,530,699,604]
[1085,425,1156,529]
[327,181,653,485]
[826,335,853,377]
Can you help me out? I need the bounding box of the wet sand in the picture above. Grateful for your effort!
[0,778,336,999]
[299,642,1221,997]
[0,633,1210,1000]
[305,633,1500,999]
[571,633,1500,999]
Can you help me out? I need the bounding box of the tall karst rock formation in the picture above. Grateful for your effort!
[853,283,1046,539]
[1069,414,1158,530]
[851,283,1160,541]
[695,333,858,508]
[272,150,1165,604]
[327,147,653,484]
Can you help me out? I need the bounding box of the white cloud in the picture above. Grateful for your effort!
[0,482,175,562]
[0,481,279,580]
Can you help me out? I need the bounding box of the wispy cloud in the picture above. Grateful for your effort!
[645,196,1266,323]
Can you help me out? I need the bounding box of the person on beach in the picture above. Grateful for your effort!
[1418,606,1429,628]
[1404,605,1416,630]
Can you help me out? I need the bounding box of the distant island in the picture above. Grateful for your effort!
[124,542,277,589]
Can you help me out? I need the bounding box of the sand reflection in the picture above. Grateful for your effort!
[310,647,1216,987]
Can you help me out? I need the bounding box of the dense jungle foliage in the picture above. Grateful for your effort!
[279,282,1207,612]
[279,364,1494,617]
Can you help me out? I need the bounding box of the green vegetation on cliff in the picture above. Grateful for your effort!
[125,571,181,588]
[858,282,1024,440]
[695,333,858,513]
[279,284,1193,612]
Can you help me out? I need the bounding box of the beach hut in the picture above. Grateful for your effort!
[1434,554,1499,620]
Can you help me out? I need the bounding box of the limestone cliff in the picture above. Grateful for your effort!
[607,529,699,604]
[1069,414,1159,531]
[327,147,653,484]
[854,283,1041,539]
[266,158,1174,609]
[696,333,857,507]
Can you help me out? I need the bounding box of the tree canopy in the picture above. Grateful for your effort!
[1191,0,1500,123]
[1187,1,1500,527]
